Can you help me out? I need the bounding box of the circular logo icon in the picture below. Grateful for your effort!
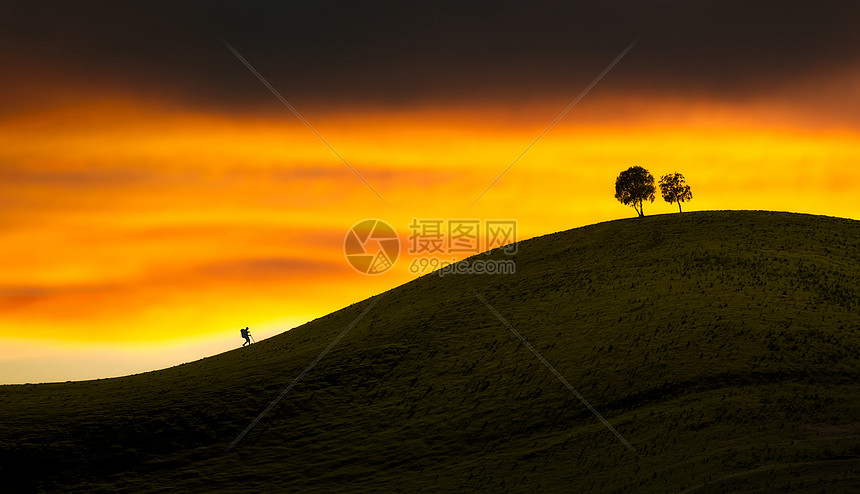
[344,219,400,275]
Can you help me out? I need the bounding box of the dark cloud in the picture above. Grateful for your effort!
[0,168,154,186]
[192,257,344,279]
[1,1,858,111]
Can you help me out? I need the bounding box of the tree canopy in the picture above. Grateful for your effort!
[659,172,693,212]
[615,166,655,217]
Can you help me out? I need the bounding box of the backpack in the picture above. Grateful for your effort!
[240,328,248,337]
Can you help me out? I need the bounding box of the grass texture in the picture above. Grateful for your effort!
[2,210,858,492]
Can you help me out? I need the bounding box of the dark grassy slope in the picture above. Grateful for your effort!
[2,211,859,493]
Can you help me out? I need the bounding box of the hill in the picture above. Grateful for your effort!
[1,211,859,492]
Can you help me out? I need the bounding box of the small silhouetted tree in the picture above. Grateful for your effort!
[659,172,693,212]
[615,166,655,217]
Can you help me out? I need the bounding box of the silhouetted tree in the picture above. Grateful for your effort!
[659,172,693,212]
[615,166,655,217]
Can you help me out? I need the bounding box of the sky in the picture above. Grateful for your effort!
[1,1,858,383]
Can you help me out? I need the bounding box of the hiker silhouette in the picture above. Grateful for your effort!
[240,327,252,346]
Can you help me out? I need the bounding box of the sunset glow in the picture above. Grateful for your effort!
[2,0,859,383]
[2,94,858,383]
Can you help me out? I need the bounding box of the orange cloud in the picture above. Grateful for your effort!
[0,95,858,382]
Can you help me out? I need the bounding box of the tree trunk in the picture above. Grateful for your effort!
[678,202,682,213]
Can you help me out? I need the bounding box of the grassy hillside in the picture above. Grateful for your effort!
[2,211,859,493]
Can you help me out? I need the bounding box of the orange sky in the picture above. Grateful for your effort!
[1,91,859,383]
